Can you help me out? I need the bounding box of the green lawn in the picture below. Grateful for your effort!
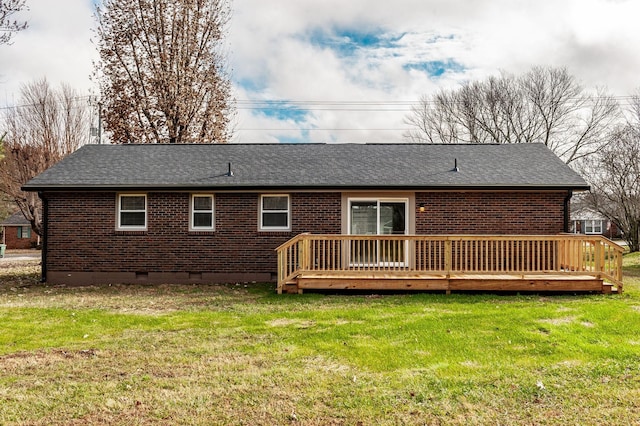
[1,257,639,425]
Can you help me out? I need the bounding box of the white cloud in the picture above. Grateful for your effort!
[0,0,97,104]
[2,0,639,143]
[230,0,640,142]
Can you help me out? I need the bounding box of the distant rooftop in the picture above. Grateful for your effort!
[0,211,30,226]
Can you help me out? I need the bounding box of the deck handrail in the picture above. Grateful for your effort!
[276,234,624,293]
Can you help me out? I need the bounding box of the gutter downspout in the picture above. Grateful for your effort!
[564,190,573,233]
[39,192,47,283]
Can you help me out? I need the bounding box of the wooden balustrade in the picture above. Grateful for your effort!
[276,234,624,294]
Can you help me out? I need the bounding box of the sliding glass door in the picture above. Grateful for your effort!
[349,199,408,265]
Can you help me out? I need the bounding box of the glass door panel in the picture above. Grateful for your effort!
[350,201,377,264]
[349,199,407,266]
[350,201,377,234]
[380,202,406,264]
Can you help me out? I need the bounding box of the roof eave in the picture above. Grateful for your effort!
[23,183,591,192]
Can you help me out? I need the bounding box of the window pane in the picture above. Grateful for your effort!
[194,196,212,211]
[594,221,602,233]
[121,196,145,210]
[263,212,288,227]
[350,202,377,234]
[121,212,145,226]
[380,202,406,235]
[263,196,288,211]
[194,212,213,228]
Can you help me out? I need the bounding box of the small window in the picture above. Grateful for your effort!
[17,226,31,239]
[585,220,603,234]
[260,194,290,231]
[117,194,147,230]
[191,194,214,231]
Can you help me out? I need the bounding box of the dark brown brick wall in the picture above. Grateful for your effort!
[43,190,567,281]
[44,192,342,276]
[416,191,567,234]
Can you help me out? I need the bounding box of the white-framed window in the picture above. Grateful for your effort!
[117,194,147,230]
[260,194,290,231]
[584,220,603,234]
[190,194,214,231]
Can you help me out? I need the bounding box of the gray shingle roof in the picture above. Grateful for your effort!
[0,211,30,226]
[22,143,589,191]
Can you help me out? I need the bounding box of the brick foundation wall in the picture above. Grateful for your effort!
[416,192,566,234]
[43,190,567,284]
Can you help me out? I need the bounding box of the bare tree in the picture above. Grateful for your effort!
[0,79,91,235]
[405,67,620,164]
[0,138,14,222]
[0,0,27,44]
[581,94,640,251]
[94,0,234,144]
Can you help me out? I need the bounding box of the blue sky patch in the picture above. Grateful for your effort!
[404,60,465,77]
[236,77,268,93]
[307,27,404,57]
[257,103,309,122]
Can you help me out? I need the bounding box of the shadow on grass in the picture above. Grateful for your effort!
[2,258,635,310]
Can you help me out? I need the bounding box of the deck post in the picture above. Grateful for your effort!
[617,250,624,293]
[444,239,452,294]
[444,239,452,273]
[594,240,603,279]
[557,239,565,270]
[301,234,311,272]
[276,250,283,294]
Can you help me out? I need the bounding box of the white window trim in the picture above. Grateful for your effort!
[584,219,603,235]
[190,194,215,231]
[347,197,409,236]
[116,193,147,231]
[347,197,409,267]
[259,194,290,231]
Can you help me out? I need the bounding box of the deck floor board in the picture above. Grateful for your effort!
[293,271,606,293]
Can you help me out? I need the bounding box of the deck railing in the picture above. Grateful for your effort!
[276,234,624,293]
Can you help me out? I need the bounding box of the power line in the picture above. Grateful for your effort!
[3,94,637,112]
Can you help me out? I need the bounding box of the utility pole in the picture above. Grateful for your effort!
[97,102,103,144]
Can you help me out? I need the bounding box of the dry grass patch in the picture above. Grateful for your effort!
[1,258,640,424]
[0,259,40,287]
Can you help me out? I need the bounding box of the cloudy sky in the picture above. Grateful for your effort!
[1,0,639,143]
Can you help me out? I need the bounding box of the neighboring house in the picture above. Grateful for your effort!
[570,206,621,239]
[22,143,598,288]
[0,211,39,250]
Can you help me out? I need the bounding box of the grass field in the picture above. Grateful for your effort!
[1,254,639,425]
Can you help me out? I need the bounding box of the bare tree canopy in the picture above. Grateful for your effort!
[0,79,91,235]
[581,93,640,251]
[404,66,620,164]
[95,0,234,144]
[0,0,27,44]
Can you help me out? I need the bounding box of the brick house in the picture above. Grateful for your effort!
[570,204,622,239]
[22,143,592,286]
[1,210,39,250]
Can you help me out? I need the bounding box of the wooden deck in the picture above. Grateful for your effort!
[276,234,624,294]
